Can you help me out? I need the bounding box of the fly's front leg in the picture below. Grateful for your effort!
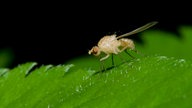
[99,54,110,72]
[100,54,110,61]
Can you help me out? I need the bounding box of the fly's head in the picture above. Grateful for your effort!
[88,46,101,56]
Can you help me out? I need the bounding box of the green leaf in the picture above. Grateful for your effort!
[0,55,192,108]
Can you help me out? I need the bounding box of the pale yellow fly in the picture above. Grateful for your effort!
[89,21,158,62]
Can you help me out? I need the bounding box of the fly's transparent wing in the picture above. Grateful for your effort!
[117,21,158,39]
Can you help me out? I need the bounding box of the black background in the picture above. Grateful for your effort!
[1,2,191,68]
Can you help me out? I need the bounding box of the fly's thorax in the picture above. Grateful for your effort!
[97,35,117,46]
[98,35,119,47]
[97,35,121,54]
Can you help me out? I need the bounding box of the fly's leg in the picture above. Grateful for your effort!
[99,54,110,72]
[124,50,135,59]
[99,56,106,72]
[111,54,114,67]
[100,54,110,61]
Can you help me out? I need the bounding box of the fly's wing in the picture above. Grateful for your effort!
[117,21,158,39]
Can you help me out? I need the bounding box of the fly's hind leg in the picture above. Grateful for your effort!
[124,50,135,59]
